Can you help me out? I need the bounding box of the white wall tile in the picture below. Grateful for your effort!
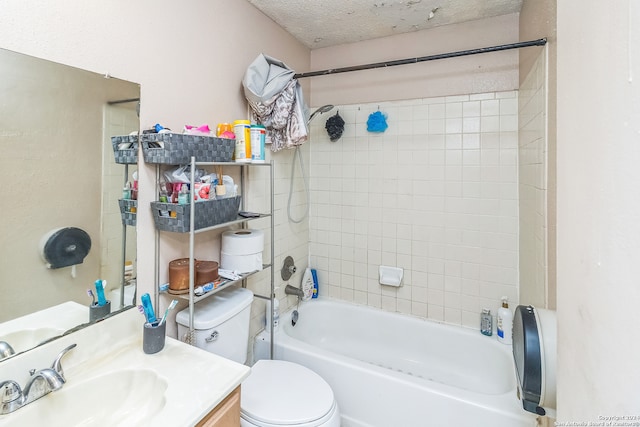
[518,52,547,308]
[309,92,519,327]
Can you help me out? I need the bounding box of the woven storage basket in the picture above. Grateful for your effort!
[141,133,235,164]
[111,135,139,164]
[151,196,241,232]
[118,199,137,226]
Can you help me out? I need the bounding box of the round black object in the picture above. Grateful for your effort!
[512,305,544,415]
[42,227,92,269]
[325,112,345,142]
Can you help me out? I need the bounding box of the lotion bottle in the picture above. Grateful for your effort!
[178,184,189,205]
[496,296,513,344]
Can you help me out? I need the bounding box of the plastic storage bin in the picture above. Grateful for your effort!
[150,196,241,232]
[141,133,235,164]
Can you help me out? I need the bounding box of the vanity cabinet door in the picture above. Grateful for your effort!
[196,386,241,427]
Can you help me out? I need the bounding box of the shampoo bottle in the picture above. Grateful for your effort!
[496,296,513,344]
[311,268,319,298]
[301,268,314,300]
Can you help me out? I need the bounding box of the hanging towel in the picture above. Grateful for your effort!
[242,54,308,152]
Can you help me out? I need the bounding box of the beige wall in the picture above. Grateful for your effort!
[520,0,557,310]
[309,13,520,106]
[557,0,640,419]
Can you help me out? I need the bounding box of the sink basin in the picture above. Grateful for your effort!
[0,302,89,355]
[0,328,64,353]
[0,305,250,427]
[4,369,167,427]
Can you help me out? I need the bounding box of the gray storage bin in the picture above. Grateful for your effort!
[118,199,137,226]
[111,135,139,164]
[141,133,235,164]
[151,196,241,232]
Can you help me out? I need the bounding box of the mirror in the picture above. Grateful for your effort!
[0,48,139,359]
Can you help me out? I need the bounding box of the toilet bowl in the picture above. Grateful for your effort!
[240,360,340,427]
[176,286,340,427]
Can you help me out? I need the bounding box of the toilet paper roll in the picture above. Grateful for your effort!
[220,252,263,274]
[221,229,264,255]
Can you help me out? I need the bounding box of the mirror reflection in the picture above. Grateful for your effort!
[0,48,139,359]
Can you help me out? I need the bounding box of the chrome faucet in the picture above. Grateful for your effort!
[0,343,76,415]
[0,342,15,360]
[284,284,304,299]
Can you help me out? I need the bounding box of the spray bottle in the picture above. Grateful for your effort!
[265,287,280,332]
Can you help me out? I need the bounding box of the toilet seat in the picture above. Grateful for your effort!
[241,360,338,426]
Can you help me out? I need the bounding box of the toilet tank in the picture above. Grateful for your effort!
[176,286,254,364]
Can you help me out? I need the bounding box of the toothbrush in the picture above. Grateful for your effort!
[87,289,96,306]
[140,293,157,324]
[159,300,178,326]
[94,280,107,307]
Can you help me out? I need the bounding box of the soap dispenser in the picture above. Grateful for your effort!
[497,296,513,344]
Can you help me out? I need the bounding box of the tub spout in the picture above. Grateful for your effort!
[284,285,304,299]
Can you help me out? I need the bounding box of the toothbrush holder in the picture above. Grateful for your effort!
[143,320,166,354]
[89,300,111,322]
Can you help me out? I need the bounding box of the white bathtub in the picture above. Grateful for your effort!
[254,298,537,427]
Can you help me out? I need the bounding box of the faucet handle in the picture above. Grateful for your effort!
[0,380,23,414]
[0,381,21,403]
[50,343,77,378]
[0,341,15,360]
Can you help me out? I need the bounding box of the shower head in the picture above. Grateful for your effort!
[308,104,335,123]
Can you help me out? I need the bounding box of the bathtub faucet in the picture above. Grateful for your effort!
[284,285,304,299]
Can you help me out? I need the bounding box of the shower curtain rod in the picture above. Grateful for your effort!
[293,38,547,79]
[107,98,140,105]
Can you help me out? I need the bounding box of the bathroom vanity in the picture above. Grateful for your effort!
[196,386,241,426]
[0,307,250,426]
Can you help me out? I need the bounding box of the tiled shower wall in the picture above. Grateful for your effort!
[308,91,519,329]
[518,50,548,307]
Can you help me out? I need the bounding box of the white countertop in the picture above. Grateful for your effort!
[0,307,250,426]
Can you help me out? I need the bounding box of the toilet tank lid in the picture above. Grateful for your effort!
[176,286,253,330]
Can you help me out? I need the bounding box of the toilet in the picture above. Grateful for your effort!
[176,286,340,427]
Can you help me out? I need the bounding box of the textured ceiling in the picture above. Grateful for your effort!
[247,0,523,49]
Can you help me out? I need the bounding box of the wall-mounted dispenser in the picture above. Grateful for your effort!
[39,227,92,275]
[512,305,557,418]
